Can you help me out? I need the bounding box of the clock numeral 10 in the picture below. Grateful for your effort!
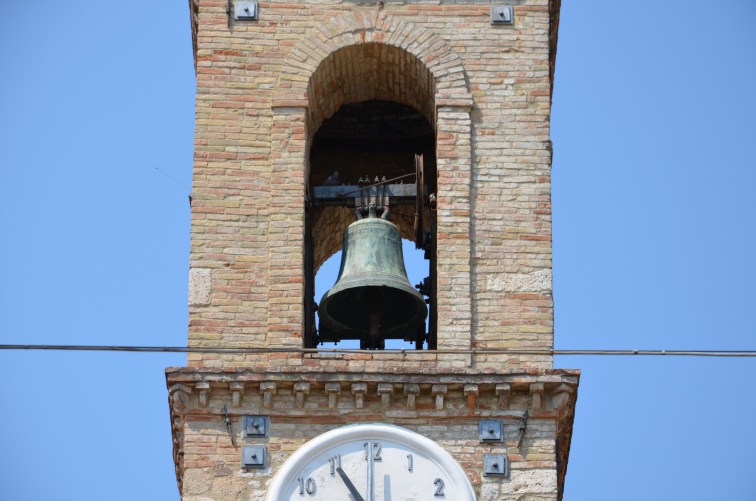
[364,441,382,460]
[433,478,445,497]
[297,476,316,496]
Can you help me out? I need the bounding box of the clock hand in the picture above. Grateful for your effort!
[366,441,375,501]
[336,466,365,501]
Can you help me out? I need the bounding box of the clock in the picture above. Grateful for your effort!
[266,423,476,500]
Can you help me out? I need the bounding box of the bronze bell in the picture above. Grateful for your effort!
[318,210,428,349]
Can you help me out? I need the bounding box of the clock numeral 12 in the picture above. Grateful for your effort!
[433,478,445,497]
[297,476,316,496]
[407,453,413,472]
[364,441,382,460]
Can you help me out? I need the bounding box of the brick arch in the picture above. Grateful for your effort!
[308,43,435,135]
[274,10,472,119]
[274,11,472,274]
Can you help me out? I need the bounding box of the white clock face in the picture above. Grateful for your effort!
[266,423,475,501]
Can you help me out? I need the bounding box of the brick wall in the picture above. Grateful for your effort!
[175,2,576,500]
[187,0,556,371]
[168,368,578,500]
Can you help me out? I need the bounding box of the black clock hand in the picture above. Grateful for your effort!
[336,466,365,501]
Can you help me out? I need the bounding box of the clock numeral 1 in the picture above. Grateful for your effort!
[433,478,445,497]
[364,441,382,460]
[297,476,316,496]
[407,453,413,472]
[329,454,341,476]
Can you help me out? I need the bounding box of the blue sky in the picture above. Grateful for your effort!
[1,1,754,500]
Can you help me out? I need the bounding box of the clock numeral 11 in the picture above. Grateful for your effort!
[328,454,341,476]
[297,476,316,496]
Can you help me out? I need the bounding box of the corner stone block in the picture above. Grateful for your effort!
[169,383,193,410]
[552,383,575,416]
[188,268,212,306]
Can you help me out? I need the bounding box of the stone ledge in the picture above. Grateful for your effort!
[166,369,578,418]
[168,365,580,378]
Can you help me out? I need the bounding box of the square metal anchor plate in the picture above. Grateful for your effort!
[491,5,514,24]
[479,419,504,442]
[483,454,509,477]
[242,445,266,468]
[235,1,258,20]
[243,416,269,437]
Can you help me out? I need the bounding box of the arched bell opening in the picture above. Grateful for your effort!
[303,44,438,350]
[309,101,436,271]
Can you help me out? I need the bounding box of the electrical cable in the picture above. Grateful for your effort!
[0,344,754,357]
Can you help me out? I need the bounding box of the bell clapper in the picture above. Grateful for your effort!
[368,288,382,350]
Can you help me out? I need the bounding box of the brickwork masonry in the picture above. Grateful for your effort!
[167,367,578,501]
[188,0,557,371]
[179,1,576,500]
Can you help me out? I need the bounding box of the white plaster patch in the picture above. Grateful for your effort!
[479,481,502,499]
[499,468,556,495]
[189,268,212,305]
[486,269,552,293]
[183,468,211,495]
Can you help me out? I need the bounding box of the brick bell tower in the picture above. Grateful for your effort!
[167,1,579,500]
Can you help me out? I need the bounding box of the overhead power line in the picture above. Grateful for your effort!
[0,344,754,357]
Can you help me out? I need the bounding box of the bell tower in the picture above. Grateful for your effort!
[167,1,579,500]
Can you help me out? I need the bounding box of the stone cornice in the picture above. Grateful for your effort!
[166,368,579,419]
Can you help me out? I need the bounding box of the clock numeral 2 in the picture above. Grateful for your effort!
[297,476,316,496]
[364,441,382,460]
[433,478,445,497]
